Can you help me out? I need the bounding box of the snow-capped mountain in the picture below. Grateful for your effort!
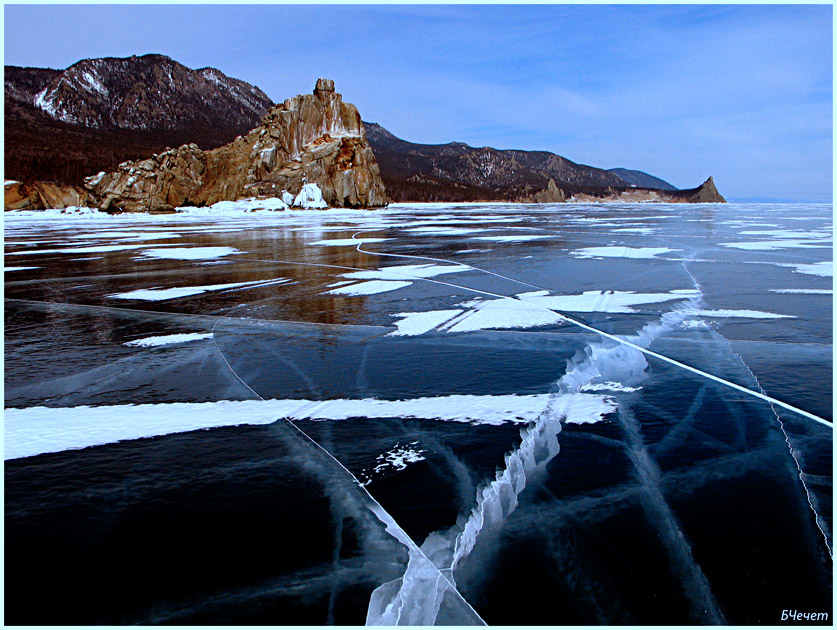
[17,54,273,131]
[4,55,276,185]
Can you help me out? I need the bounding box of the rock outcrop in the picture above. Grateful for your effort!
[524,178,566,203]
[675,176,726,203]
[84,79,387,212]
[4,180,89,210]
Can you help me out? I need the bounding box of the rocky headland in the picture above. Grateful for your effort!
[20,79,386,213]
[4,54,727,211]
[83,78,386,212]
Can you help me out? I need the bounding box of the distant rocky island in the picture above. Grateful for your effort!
[4,54,725,211]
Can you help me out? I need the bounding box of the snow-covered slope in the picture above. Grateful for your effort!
[25,54,273,131]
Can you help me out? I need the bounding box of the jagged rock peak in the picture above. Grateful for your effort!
[691,176,726,202]
[84,79,387,212]
[315,77,335,94]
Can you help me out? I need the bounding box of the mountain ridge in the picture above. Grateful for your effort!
[4,54,274,185]
[363,122,720,203]
[607,167,677,191]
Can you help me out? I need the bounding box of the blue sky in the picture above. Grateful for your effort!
[4,4,832,201]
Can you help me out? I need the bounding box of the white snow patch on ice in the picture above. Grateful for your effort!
[4,206,103,219]
[470,234,553,242]
[389,310,465,336]
[777,261,833,277]
[328,280,413,296]
[579,381,642,393]
[124,333,214,347]
[4,394,569,459]
[308,238,390,246]
[690,308,794,319]
[403,226,486,236]
[571,246,681,259]
[441,298,567,333]
[720,239,827,251]
[387,288,696,337]
[341,264,467,281]
[206,197,290,213]
[612,227,655,234]
[108,279,288,301]
[137,246,242,260]
[325,264,468,297]
[516,289,699,313]
[70,231,164,239]
[769,289,832,295]
[740,229,832,240]
[12,243,182,255]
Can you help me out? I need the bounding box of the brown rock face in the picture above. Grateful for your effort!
[683,176,726,203]
[85,79,387,212]
[4,180,89,210]
[525,178,566,203]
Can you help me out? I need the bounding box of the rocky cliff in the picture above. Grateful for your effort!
[5,180,90,211]
[674,176,726,203]
[84,79,386,212]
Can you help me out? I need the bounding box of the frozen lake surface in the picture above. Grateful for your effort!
[4,201,833,624]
